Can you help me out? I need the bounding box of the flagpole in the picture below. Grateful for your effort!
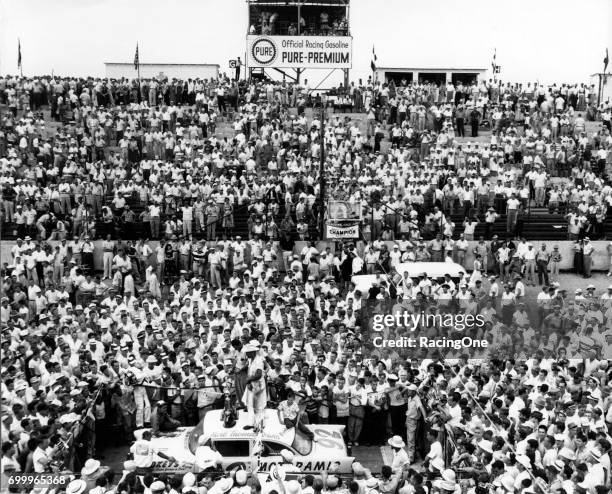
[492,48,497,83]
[18,38,22,77]
[601,48,610,106]
[371,45,377,83]
[135,42,141,102]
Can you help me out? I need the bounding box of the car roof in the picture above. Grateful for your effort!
[202,409,295,444]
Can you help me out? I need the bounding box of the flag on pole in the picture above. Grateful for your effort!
[491,48,497,73]
[17,39,22,70]
[370,45,377,72]
[604,48,609,72]
[134,43,139,70]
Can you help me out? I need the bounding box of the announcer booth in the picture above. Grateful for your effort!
[246,0,352,86]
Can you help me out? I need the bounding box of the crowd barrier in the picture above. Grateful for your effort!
[1,240,610,274]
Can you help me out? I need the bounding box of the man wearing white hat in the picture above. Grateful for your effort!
[132,359,151,429]
[404,383,423,464]
[388,435,409,473]
[130,429,177,471]
[364,476,379,494]
[150,480,167,494]
[194,435,223,472]
[581,449,605,490]
[269,449,302,484]
[209,476,234,494]
[438,469,460,494]
[513,455,532,491]
[81,458,111,491]
[233,469,251,494]
[65,479,88,494]
[197,367,223,420]
[241,342,267,429]
[385,373,406,440]
[496,475,515,493]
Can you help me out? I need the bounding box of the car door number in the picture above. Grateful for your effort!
[312,428,343,449]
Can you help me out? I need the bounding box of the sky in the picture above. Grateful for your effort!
[0,0,610,86]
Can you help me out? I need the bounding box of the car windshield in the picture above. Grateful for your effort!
[187,420,204,455]
[291,428,313,456]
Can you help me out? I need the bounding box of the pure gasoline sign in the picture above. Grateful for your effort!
[247,35,352,69]
[251,38,277,65]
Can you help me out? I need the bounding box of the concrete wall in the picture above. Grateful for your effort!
[1,240,610,274]
[105,63,219,80]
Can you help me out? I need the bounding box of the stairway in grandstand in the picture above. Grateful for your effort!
[99,194,257,240]
[449,208,612,241]
[91,195,308,241]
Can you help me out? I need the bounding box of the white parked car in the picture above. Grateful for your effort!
[133,409,354,475]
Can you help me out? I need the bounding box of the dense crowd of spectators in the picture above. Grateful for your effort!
[1,73,612,494]
[0,75,611,245]
[248,9,349,36]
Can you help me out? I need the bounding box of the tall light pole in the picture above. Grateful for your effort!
[318,99,326,239]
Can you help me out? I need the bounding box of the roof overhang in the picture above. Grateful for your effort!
[105,62,220,67]
[376,67,487,73]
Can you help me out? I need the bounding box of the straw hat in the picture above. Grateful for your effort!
[388,435,405,448]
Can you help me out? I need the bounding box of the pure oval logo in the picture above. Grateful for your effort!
[251,37,277,65]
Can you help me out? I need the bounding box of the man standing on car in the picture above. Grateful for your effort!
[242,343,267,429]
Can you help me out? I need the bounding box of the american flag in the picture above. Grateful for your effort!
[17,39,22,69]
[371,45,377,72]
[134,43,139,70]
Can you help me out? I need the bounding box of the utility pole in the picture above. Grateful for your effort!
[319,100,326,239]
[296,0,302,84]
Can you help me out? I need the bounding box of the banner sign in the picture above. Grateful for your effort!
[326,224,359,239]
[328,201,362,221]
[247,35,352,69]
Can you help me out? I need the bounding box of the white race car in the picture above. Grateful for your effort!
[134,409,354,475]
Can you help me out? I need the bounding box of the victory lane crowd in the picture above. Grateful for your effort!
[0,71,612,494]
